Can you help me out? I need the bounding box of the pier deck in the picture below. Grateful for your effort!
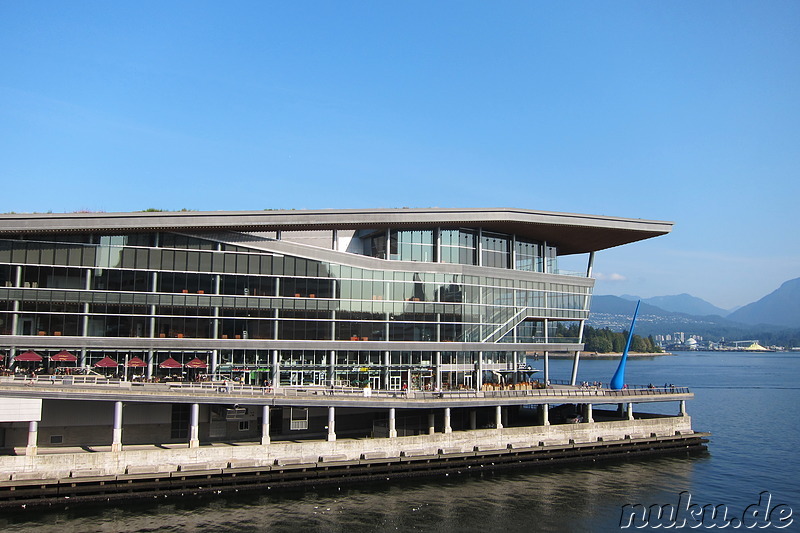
[0,376,693,408]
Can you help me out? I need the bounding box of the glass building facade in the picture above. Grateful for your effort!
[0,208,666,392]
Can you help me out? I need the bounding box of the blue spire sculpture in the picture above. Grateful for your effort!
[610,300,641,390]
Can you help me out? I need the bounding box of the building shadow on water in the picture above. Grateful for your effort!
[0,453,707,532]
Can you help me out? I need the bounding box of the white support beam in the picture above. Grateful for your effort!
[261,405,271,445]
[189,403,200,448]
[112,401,123,452]
[327,406,336,442]
[389,407,397,438]
[25,420,38,456]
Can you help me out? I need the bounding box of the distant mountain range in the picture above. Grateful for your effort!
[726,277,800,328]
[618,294,730,317]
[591,277,800,340]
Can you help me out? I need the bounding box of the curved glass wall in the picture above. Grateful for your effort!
[362,228,559,273]
[0,231,591,389]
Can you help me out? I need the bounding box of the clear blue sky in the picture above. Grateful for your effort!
[1,1,798,309]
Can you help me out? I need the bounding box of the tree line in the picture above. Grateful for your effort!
[554,323,662,353]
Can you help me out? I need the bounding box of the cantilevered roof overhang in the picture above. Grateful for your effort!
[0,207,672,255]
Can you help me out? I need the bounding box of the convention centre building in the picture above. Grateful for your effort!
[0,207,706,502]
[0,207,672,390]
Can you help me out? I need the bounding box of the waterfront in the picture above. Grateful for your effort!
[1,351,797,532]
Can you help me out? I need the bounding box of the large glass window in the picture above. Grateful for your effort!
[22,265,84,289]
[94,269,152,292]
[515,239,541,272]
[366,231,388,260]
[440,229,476,265]
[545,245,558,273]
[278,310,331,340]
[220,274,275,296]
[390,230,434,262]
[481,232,509,269]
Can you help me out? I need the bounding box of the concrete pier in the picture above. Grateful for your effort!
[0,414,707,510]
[0,376,700,511]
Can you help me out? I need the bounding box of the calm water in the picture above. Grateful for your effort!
[1,351,798,532]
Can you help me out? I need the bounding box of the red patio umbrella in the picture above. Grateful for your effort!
[50,350,78,362]
[94,356,119,368]
[159,357,182,369]
[126,356,147,368]
[185,357,208,369]
[15,350,43,362]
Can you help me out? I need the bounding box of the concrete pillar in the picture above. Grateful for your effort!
[476,351,483,390]
[11,295,21,321]
[570,317,587,386]
[428,412,435,435]
[543,351,550,385]
[261,405,271,445]
[435,351,442,390]
[10,266,21,337]
[617,403,625,418]
[570,350,581,387]
[148,304,157,343]
[541,404,550,426]
[383,351,390,390]
[586,403,594,423]
[327,406,336,441]
[502,406,509,427]
[328,350,335,386]
[477,228,483,266]
[81,268,91,344]
[510,233,517,269]
[271,350,279,389]
[627,402,634,421]
[148,268,157,346]
[189,403,200,448]
[146,349,154,380]
[512,352,519,384]
[389,408,397,438]
[680,400,687,416]
[495,405,503,430]
[25,421,38,456]
[211,274,221,375]
[112,401,123,452]
[443,407,452,434]
[469,409,477,430]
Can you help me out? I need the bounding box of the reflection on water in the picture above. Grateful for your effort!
[0,457,703,533]
[1,352,797,532]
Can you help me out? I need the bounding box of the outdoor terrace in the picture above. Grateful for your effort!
[0,375,693,409]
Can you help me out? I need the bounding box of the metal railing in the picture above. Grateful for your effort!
[0,375,690,400]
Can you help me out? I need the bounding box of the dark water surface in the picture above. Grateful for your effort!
[1,351,797,532]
